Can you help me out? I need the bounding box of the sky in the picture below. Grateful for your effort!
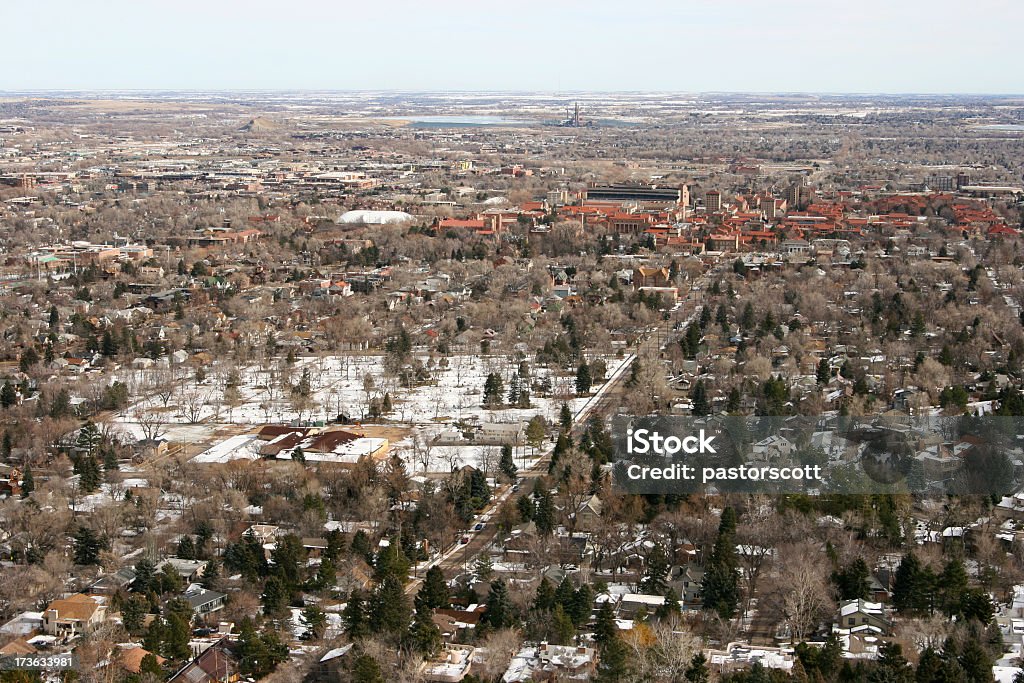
[3,0,1022,94]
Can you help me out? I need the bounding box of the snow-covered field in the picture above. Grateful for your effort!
[106,353,628,473]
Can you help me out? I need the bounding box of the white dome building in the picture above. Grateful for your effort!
[337,210,414,225]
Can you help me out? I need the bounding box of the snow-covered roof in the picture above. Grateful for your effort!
[840,599,885,617]
[338,210,413,225]
[320,644,353,662]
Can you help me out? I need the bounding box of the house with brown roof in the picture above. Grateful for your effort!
[635,266,671,288]
[168,637,240,683]
[117,646,166,674]
[43,594,105,638]
[0,638,37,657]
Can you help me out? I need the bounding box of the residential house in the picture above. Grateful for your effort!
[575,494,603,532]
[635,266,671,288]
[0,466,23,498]
[751,435,795,461]
[243,524,280,546]
[0,638,37,658]
[315,643,354,681]
[182,587,227,618]
[0,612,45,637]
[502,643,596,682]
[674,564,704,609]
[434,606,486,643]
[421,644,476,683]
[617,594,666,619]
[168,637,240,683]
[117,646,166,675]
[43,594,106,639]
[159,558,208,583]
[837,599,891,634]
[706,644,795,674]
[90,566,138,595]
[475,422,526,446]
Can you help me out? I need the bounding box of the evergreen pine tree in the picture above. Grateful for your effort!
[640,543,670,594]
[551,603,575,645]
[831,557,870,600]
[691,380,710,416]
[121,594,148,635]
[73,526,106,565]
[507,372,521,405]
[20,465,34,498]
[139,654,163,677]
[261,576,288,617]
[0,381,17,408]
[534,488,556,536]
[177,535,196,560]
[102,446,119,474]
[725,386,742,413]
[344,590,370,639]
[352,654,385,683]
[143,617,166,656]
[570,584,593,626]
[596,636,630,682]
[132,558,158,594]
[684,324,701,358]
[701,508,740,619]
[686,652,710,682]
[874,642,913,682]
[101,329,119,357]
[559,402,573,431]
[817,358,831,385]
[554,576,575,610]
[410,592,442,655]
[369,574,410,636]
[163,608,192,661]
[482,579,514,629]
[483,373,504,407]
[892,552,935,614]
[938,558,969,617]
[575,363,592,395]
[957,637,992,682]
[741,302,755,331]
[19,347,39,373]
[594,601,616,645]
[499,444,518,481]
[351,530,373,564]
[421,566,449,609]
[237,618,288,678]
[78,454,102,492]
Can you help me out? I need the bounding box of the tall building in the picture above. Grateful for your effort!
[704,189,722,212]
[785,179,810,210]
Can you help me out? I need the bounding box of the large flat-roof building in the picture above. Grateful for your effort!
[583,184,686,208]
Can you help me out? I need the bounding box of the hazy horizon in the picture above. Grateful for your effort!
[5,0,1023,94]
[1,89,1023,97]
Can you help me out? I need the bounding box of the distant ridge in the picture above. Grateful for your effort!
[239,116,278,132]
